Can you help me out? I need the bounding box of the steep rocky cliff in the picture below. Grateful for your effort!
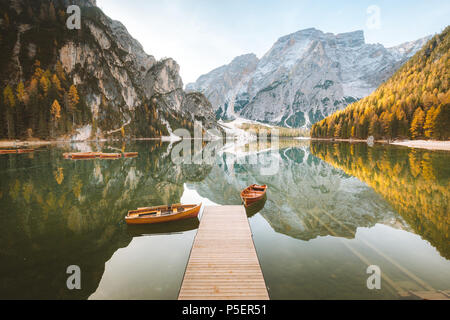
[187,28,430,127]
[0,0,217,140]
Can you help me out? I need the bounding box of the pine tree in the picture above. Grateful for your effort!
[50,99,61,137]
[16,82,26,103]
[424,106,437,139]
[410,107,425,139]
[51,99,61,121]
[334,120,342,138]
[369,114,380,138]
[68,85,80,125]
[33,60,44,79]
[3,86,16,138]
[40,76,50,96]
[432,104,448,140]
[3,85,15,108]
[51,74,62,93]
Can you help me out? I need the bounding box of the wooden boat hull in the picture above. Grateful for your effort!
[126,203,201,225]
[99,153,122,159]
[0,150,17,154]
[240,184,267,207]
[244,194,267,217]
[71,154,97,159]
[123,152,138,158]
[67,152,102,159]
[17,149,34,153]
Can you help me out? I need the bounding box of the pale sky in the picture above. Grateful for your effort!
[96,0,450,85]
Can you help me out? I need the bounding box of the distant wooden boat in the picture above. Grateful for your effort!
[64,152,103,159]
[17,149,34,153]
[123,152,138,158]
[125,203,202,225]
[71,152,98,159]
[0,150,17,154]
[99,153,122,159]
[240,184,267,207]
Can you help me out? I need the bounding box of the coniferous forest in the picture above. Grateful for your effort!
[311,26,450,141]
[0,1,202,141]
[0,1,92,140]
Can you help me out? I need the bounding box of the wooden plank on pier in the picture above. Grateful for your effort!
[178,205,269,300]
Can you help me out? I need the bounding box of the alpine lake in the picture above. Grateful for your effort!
[0,139,449,299]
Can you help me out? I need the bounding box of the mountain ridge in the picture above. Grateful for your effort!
[187,28,431,128]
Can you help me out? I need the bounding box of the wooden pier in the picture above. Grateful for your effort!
[178,205,269,300]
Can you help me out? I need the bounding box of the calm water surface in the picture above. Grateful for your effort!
[0,140,448,299]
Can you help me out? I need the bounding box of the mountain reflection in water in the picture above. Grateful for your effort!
[0,139,448,299]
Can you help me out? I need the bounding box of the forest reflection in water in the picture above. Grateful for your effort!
[0,139,449,299]
[310,141,449,259]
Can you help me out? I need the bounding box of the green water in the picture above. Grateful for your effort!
[0,140,449,299]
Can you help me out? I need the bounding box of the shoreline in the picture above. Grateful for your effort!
[310,137,450,151]
[389,140,450,151]
[0,140,53,148]
[2,138,450,152]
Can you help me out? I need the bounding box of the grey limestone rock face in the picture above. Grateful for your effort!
[187,28,430,127]
[4,0,217,138]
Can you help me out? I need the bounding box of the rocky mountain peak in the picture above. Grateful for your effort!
[187,28,429,127]
[335,30,365,47]
[230,53,259,68]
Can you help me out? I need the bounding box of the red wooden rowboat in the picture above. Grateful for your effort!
[240,184,267,207]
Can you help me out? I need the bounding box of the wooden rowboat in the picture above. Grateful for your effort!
[125,203,202,225]
[71,152,99,159]
[123,152,138,158]
[0,150,18,154]
[99,153,122,159]
[17,149,34,153]
[244,193,267,217]
[240,184,267,207]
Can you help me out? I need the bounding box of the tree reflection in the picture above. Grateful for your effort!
[311,141,450,259]
[0,141,211,299]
